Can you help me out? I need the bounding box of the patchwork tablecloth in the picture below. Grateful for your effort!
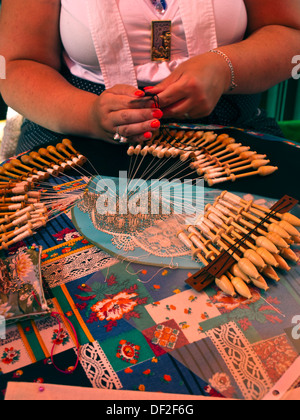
[0,126,300,400]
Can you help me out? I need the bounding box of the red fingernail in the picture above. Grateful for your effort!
[135,90,145,97]
[143,86,154,91]
[151,120,161,129]
[144,132,152,139]
[152,110,163,119]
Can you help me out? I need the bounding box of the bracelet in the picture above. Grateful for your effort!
[209,49,238,92]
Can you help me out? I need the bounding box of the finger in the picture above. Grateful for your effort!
[156,82,187,110]
[144,72,181,95]
[104,93,155,113]
[111,108,163,127]
[128,132,154,145]
[107,84,145,99]
[114,118,161,139]
[108,85,162,109]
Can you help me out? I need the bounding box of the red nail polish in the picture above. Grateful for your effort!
[144,132,152,139]
[152,110,163,119]
[135,90,145,97]
[151,120,161,129]
[143,86,154,91]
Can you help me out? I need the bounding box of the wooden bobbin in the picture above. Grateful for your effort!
[3,163,29,179]
[188,226,253,297]
[9,159,33,174]
[193,132,217,149]
[250,275,270,292]
[206,213,268,271]
[202,133,228,151]
[231,277,252,299]
[1,229,33,250]
[62,138,86,162]
[205,159,271,180]
[184,131,205,147]
[230,264,252,284]
[196,219,261,280]
[207,166,279,186]
[217,146,251,163]
[10,158,50,181]
[56,143,87,165]
[205,136,233,153]
[39,148,71,171]
[0,211,32,233]
[188,233,216,261]
[220,191,300,228]
[212,205,281,260]
[210,143,242,159]
[215,276,238,297]
[0,166,21,180]
[47,145,76,169]
[0,216,47,243]
[19,155,53,179]
[29,151,63,175]
[197,191,300,283]
[178,228,240,297]
[224,153,267,169]
[238,206,292,240]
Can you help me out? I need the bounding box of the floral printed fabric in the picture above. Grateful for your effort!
[0,247,49,324]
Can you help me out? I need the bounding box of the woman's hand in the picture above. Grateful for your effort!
[89,84,163,144]
[147,52,231,120]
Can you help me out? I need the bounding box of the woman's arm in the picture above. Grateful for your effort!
[218,0,300,94]
[150,0,300,119]
[0,0,161,142]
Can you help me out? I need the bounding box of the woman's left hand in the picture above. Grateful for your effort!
[147,52,232,120]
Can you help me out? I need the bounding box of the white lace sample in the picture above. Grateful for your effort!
[78,341,122,390]
[206,321,272,400]
[42,247,118,288]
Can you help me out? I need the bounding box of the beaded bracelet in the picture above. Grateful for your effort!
[209,49,238,92]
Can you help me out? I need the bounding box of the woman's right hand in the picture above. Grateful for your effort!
[89,84,163,144]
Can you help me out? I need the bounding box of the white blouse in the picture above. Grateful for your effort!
[60,0,247,87]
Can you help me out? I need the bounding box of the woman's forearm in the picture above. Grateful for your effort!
[0,60,100,138]
[217,25,300,94]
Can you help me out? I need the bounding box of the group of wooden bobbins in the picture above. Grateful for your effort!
[177,191,300,299]
[127,129,278,186]
[0,139,86,251]
[0,139,86,184]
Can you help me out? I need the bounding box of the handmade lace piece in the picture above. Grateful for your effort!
[78,341,122,390]
[206,321,272,400]
[42,247,118,288]
[77,189,170,235]
[133,217,191,257]
[77,189,192,259]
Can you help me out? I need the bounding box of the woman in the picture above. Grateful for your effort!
[0,0,300,154]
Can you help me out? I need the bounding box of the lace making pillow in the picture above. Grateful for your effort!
[0,246,50,325]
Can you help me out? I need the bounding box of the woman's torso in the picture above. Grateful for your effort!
[60,0,248,86]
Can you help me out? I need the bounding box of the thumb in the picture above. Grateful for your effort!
[144,71,181,95]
